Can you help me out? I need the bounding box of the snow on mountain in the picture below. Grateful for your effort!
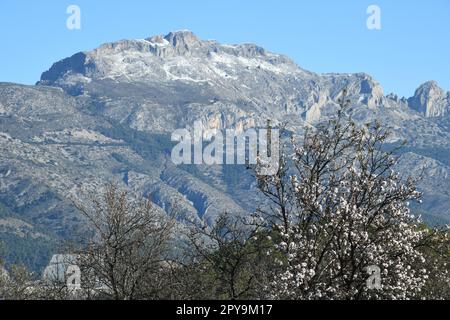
[0,31,449,270]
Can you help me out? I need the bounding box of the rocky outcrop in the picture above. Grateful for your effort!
[408,81,449,117]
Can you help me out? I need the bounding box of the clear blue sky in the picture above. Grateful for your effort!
[0,0,449,97]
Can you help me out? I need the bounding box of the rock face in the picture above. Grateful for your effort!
[1,31,450,270]
[408,81,449,117]
[42,254,77,283]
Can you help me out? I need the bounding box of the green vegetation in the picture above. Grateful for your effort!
[0,202,59,272]
[0,234,56,273]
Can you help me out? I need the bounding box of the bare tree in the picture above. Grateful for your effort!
[184,212,275,300]
[72,183,176,300]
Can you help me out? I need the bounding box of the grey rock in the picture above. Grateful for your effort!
[408,81,449,117]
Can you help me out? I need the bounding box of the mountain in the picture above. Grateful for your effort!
[407,81,449,117]
[1,30,449,270]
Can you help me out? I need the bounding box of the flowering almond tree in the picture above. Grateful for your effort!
[256,90,432,300]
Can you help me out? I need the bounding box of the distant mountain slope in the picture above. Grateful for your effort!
[0,31,449,269]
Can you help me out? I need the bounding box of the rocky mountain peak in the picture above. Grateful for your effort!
[162,30,200,47]
[142,30,203,56]
[37,30,302,90]
[36,31,448,124]
[415,81,444,98]
[408,81,449,117]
